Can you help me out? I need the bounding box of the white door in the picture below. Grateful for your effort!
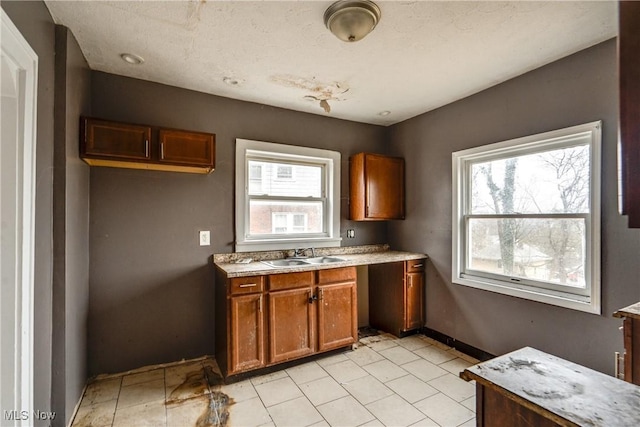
[1,9,38,426]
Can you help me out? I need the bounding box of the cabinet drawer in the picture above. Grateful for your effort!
[268,272,314,291]
[406,259,426,272]
[229,276,264,295]
[317,267,357,284]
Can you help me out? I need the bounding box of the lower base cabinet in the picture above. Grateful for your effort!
[268,287,316,364]
[317,281,358,352]
[369,259,425,337]
[229,293,265,373]
[215,266,357,379]
[614,302,640,385]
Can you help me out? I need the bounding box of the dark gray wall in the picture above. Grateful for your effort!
[388,39,640,374]
[88,72,388,375]
[1,1,56,425]
[52,25,91,426]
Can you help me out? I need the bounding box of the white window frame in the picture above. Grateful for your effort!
[452,121,601,314]
[235,138,341,252]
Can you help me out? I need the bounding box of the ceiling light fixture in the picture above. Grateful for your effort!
[378,110,391,116]
[120,53,144,65]
[324,0,381,43]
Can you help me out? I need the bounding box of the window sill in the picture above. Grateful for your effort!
[453,275,601,315]
[235,237,342,253]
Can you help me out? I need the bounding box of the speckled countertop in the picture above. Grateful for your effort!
[461,347,640,427]
[213,244,427,278]
[614,302,640,320]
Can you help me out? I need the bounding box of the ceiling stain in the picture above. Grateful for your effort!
[185,0,207,30]
[271,74,349,114]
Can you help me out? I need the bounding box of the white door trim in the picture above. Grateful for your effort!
[1,8,38,424]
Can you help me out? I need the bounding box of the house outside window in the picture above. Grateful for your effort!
[276,165,293,180]
[452,121,601,314]
[272,212,308,234]
[235,139,341,252]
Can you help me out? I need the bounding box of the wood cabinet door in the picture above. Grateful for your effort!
[365,154,405,219]
[159,129,215,167]
[229,293,265,374]
[404,272,424,331]
[268,288,315,364]
[82,118,151,161]
[619,2,640,227]
[317,282,357,352]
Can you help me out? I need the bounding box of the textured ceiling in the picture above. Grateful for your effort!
[44,1,617,126]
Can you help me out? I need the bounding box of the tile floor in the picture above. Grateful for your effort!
[71,333,478,427]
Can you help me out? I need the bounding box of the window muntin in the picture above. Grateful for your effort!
[235,139,341,252]
[452,122,601,314]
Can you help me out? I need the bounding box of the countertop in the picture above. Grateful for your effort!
[614,302,640,320]
[213,244,427,278]
[461,346,640,427]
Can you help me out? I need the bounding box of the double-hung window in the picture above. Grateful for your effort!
[452,122,601,314]
[235,138,341,252]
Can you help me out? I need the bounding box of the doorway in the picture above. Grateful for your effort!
[1,9,38,424]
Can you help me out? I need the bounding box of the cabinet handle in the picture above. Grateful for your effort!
[160,142,164,159]
[258,297,262,312]
[413,264,424,268]
[145,139,149,157]
[239,283,257,288]
[308,290,318,304]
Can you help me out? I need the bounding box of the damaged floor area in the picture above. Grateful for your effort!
[71,333,478,426]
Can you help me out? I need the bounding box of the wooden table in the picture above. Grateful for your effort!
[461,347,640,427]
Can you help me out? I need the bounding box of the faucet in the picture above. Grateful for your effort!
[291,248,316,258]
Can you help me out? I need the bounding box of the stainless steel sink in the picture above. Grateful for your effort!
[261,259,310,267]
[261,256,346,267]
[304,256,346,264]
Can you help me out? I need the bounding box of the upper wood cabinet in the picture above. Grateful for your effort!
[80,117,215,174]
[82,118,151,161]
[159,129,215,167]
[350,152,405,221]
[619,2,640,227]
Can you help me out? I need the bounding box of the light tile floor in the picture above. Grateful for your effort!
[71,333,478,427]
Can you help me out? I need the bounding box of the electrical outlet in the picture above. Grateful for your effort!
[347,229,355,238]
[199,230,210,246]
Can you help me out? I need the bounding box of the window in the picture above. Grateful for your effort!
[235,139,341,252]
[452,122,601,314]
[272,213,308,233]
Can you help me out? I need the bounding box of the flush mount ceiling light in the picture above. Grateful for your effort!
[120,53,144,65]
[324,0,381,42]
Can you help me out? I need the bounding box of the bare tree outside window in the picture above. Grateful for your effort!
[469,145,590,288]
